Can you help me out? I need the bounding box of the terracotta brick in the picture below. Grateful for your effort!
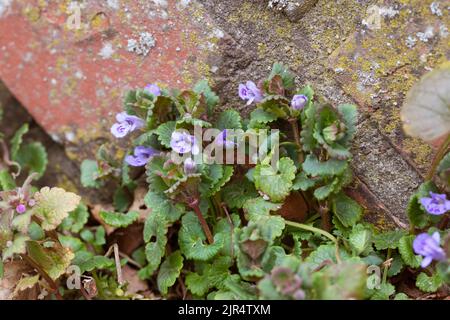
[0,0,224,149]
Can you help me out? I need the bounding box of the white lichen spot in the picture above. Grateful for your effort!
[378,6,400,18]
[405,36,417,48]
[334,67,344,74]
[152,0,168,8]
[23,52,33,62]
[107,0,119,10]
[0,0,12,18]
[416,27,435,43]
[127,32,156,56]
[65,131,76,142]
[430,2,443,16]
[439,25,449,38]
[212,28,224,39]
[177,0,191,10]
[268,0,289,11]
[75,70,84,79]
[99,42,115,59]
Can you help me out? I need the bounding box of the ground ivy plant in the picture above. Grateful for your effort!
[3,63,447,300]
[80,63,444,300]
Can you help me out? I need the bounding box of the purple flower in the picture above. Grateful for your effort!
[413,232,446,268]
[238,81,263,105]
[291,94,308,110]
[111,112,145,138]
[125,146,159,167]
[420,192,450,215]
[16,204,26,214]
[170,131,200,155]
[144,84,161,96]
[183,158,197,175]
[215,129,236,149]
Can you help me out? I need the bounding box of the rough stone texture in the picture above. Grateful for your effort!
[329,0,449,174]
[0,0,448,228]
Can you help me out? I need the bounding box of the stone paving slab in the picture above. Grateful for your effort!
[0,0,224,159]
[329,0,449,174]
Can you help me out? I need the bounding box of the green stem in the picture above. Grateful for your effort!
[285,220,341,263]
[288,118,304,164]
[285,220,337,244]
[382,248,392,285]
[426,134,450,181]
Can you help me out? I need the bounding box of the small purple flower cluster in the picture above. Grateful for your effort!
[413,232,446,268]
[238,80,308,111]
[170,131,200,155]
[413,192,449,267]
[110,84,162,167]
[420,192,450,215]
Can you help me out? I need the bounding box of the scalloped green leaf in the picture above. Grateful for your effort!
[193,79,219,115]
[373,230,407,250]
[416,272,444,293]
[337,104,358,145]
[370,283,395,300]
[253,157,296,202]
[80,160,103,188]
[61,203,89,233]
[305,244,350,270]
[221,178,258,209]
[99,210,139,228]
[179,212,224,261]
[33,187,81,231]
[0,169,15,191]
[78,255,114,273]
[303,154,348,177]
[292,171,317,191]
[155,121,176,148]
[144,190,184,223]
[243,198,284,241]
[331,192,362,227]
[142,213,169,277]
[157,251,184,295]
[2,234,29,261]
[10,123,29,159]
[15,142,48,178]
[249,108,278,127]
[398,235,422,268]
[269,62,295,90]
[216,109,242,130]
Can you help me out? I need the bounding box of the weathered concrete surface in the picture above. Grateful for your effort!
[329,0,449,174]
[0,0,448,228]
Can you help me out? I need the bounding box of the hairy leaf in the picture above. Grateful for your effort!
[33,187,81,231]
[157,251,184,295]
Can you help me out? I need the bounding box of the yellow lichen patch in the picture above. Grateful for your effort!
[22,6,41,23]
[402,137,433,168]
[382,109,401,135]
[227,2,271,25]
[257,42,268,58]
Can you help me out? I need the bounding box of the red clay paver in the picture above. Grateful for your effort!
[0,0,222,144]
